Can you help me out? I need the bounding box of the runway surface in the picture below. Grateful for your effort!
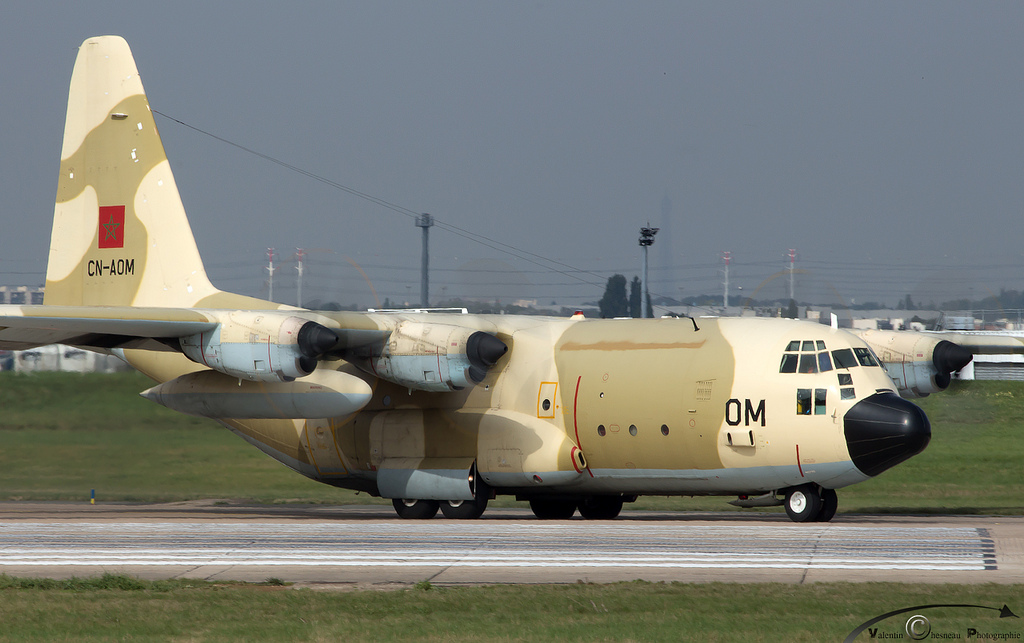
[1,503,1022,586]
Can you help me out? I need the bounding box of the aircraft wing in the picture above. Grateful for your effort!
[928,331,1024,355]
[0,304,400,375]
[0,305,220,351]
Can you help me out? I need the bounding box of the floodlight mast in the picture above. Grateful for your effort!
[639,224,659,318]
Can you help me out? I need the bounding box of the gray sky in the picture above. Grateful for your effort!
[2,2,1023,311]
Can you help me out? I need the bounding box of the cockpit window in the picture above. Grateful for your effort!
[832,348,858,369]
[780,353,798,373]
[781,340,834,374]
[817,352,833,372]
[854,347,879,367]
[798,354,818,374]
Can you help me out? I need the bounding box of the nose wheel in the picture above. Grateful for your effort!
[783,485,838,523]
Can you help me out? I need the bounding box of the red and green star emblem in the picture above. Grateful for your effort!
[98,205,125,248]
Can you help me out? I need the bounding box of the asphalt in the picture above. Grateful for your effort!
[0,502,1021,587]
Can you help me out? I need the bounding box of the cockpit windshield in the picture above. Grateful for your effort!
[780,340,879,374]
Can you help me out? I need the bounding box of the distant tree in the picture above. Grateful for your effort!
[903,294,916,311]
[784,299,799,319]
[629,277,642,318]
[599,274,629,318]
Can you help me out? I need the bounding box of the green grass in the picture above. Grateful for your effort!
[0,373,1022,515]
[837,380,1024,514]
[0,577,1020,642]
[0,371,380,504]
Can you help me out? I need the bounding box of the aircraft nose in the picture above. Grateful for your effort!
[844,392,931,477]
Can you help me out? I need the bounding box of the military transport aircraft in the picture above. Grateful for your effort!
[0,36,970,522]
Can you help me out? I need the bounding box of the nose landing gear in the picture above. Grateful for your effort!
[783,484,838,522]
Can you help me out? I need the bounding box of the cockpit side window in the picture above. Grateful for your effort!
[853,347,879,367]
[832,348,858,369]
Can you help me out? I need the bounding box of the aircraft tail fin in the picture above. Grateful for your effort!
[45,36,265,310]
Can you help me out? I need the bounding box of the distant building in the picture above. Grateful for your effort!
[0,285,44,305]
[2,345,130,374]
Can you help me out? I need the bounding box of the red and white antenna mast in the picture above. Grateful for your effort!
[295,248,306,308]
[722,251,731,309]
[788,248,797,301]
[266,248,275,302]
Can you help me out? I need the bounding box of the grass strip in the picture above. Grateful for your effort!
[0,576,1020,642]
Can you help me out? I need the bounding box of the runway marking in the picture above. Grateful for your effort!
[0,522,997,573]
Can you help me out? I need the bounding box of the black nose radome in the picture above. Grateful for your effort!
[844,392,931,477]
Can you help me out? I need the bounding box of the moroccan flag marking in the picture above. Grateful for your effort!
[98,205,125,248]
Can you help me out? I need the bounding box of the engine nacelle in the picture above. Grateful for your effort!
[179,312,338,382]
[359,321,507,392]
[855,329,973,398]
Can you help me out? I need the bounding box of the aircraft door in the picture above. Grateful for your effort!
[302,419,349,477]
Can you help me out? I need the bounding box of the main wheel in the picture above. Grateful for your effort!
[784,485,822,523]
[529,498,577,519]
[577,495,624,520]
[440,496,488,519]
[392,498,439,519]
[815,488,838,522]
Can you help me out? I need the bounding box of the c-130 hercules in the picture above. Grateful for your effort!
[0,36,972,522]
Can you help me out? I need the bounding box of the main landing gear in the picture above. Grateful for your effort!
[392,497,491,520]
[783,484,838,523]
[391,494,630,520]
[393,481,491,520]
[529,495,627,520]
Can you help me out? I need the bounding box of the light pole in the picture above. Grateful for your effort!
[639,224,659,318]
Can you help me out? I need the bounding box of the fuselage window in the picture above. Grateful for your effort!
[815,388,827,415]
[841,388,856,400]
[786,340,801,351]
[797,388,812,415]
[853,347,879,367]
[817,352,833,372]
[838,373,853,386]
[832,348,858,369]
[801,340,815,351]
[816,340,826,350]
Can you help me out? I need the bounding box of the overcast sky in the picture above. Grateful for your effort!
[2,2,1022,311]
